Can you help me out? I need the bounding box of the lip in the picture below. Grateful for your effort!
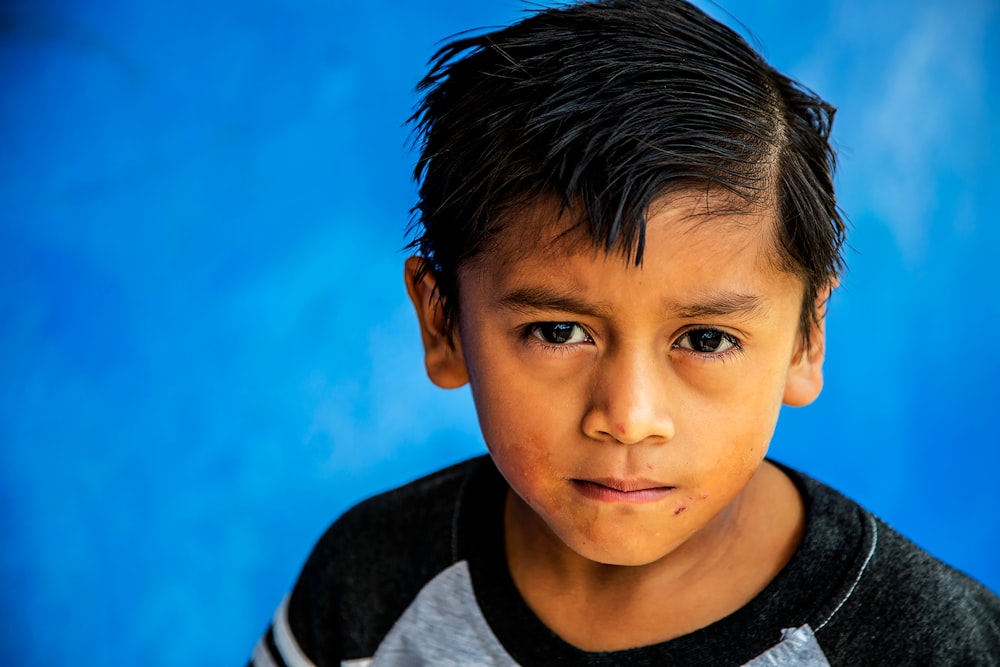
[572,478,675,504]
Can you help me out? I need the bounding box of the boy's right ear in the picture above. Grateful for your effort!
[404,257,469,389]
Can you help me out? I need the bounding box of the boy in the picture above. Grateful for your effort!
[251,1,1000,664]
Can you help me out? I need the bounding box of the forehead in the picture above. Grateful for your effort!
[464,190,785,280]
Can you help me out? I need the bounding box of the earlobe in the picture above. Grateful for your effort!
[783,286,833,408]
[404,257,469,389]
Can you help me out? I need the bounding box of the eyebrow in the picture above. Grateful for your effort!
[669,292,768,320]
[497,287,613,318]
[497,286,767,320]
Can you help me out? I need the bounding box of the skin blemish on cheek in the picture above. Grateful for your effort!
[673,505,688,516]
[700,493,709,500]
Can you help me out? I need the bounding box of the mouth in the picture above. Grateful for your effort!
[571,478,676,504]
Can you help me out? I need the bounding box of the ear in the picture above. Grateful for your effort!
[404,257,469,389]
[783,284,834,407]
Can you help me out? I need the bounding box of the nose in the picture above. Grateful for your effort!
[581,347,676,445]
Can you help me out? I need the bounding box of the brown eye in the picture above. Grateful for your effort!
[676,329,737,354]
[530,322,589,344]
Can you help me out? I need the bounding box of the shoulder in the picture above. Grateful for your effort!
[787,468,1000,665]
[830,515,1000,664]
[325,455,482,556]
[287,455,493,664]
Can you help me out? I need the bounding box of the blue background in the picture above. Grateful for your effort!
[1,1,997,664]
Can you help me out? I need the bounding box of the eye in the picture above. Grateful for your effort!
[529,322,591,345]
[675,328,739,355]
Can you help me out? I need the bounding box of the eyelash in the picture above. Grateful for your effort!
[523,322,743,361]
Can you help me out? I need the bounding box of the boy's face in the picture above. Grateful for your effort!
[407,192,826,567]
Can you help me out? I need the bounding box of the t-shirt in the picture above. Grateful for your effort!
[250,456,1000,666]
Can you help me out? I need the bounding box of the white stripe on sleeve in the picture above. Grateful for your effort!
[272,594,319,667]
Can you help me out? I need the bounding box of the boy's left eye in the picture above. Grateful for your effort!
[675,328,739,354]
[529,322,591,345]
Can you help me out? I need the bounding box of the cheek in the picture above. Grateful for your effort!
[717,361,787,440]
[485,426,553,497]
[473,373,538,448]
[467,360,572,498]
[683,396,779,500]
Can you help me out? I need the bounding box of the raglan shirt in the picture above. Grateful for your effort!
[250,456,1000,666]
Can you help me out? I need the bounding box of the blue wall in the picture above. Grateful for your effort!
[1,1,997,664]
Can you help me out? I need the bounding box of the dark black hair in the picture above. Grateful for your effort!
[408,0,846,346]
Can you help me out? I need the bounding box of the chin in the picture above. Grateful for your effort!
[564,533,679,568]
